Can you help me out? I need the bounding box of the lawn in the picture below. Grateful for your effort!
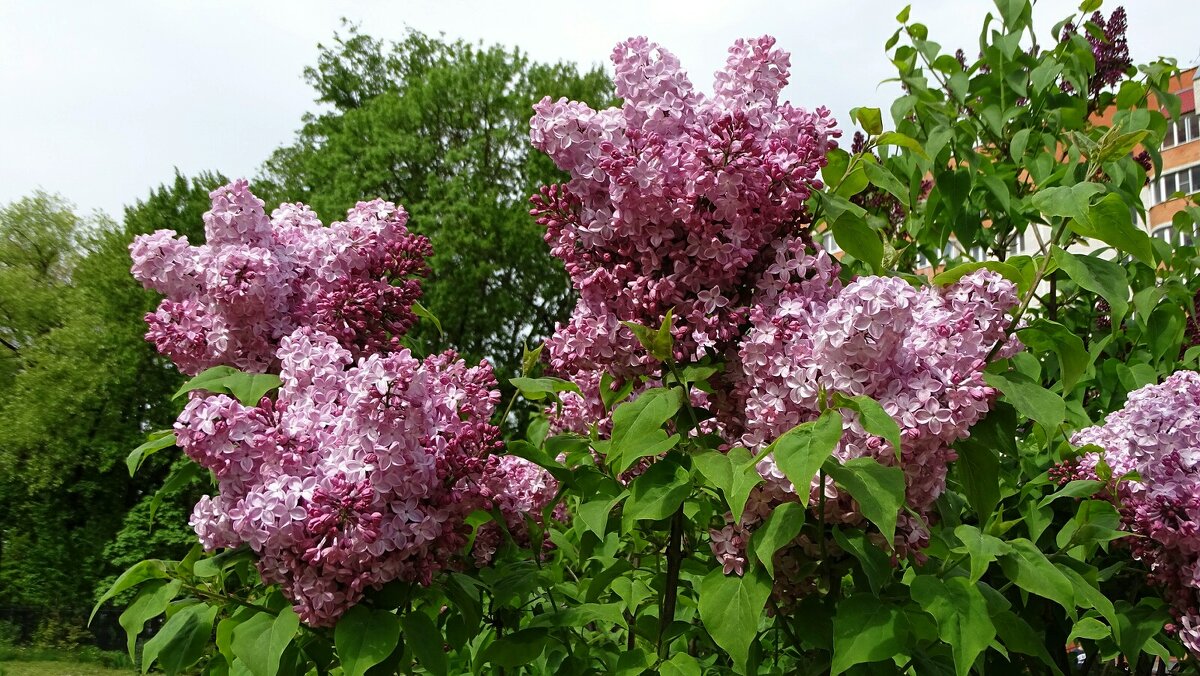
[0,661,133,676]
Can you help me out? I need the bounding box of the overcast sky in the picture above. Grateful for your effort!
[2,1,1197,220]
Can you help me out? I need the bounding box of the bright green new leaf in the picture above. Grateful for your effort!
[698,566,771,673]
[509,376,582,402]
[833,393,902,460]
[825,457,906,545]
[910,576,996,676]
[955,440,1001,522]
[605,387,683,473]
[769,410,844,507]
[851,107,884,135]
[335,605,402,676]
[693,446,762,523]
[622,309,674,362]
[876,131,928,159]
[174,366,282,406]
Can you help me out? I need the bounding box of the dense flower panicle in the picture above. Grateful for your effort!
[130,180,432,374]
[530,36,840,380]
[733,267,1019,539]
[1060,6,1131,95]
[177,328,502,625]
[1065,370,1200,651]
[473,455,564,566]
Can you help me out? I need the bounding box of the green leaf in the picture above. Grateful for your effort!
[508,376,582,402]
[863,162,909,205]
[479,628,548,668]
[983,371,1065,430]
[403,611,448,676]
[119,579,181,662]
[823,148,851,187]
[175,366,283,406]
[149,461,204,526]
[576,494,625,540]
[126,430,176,477]
[659,652,702,676]
[605,387,683,474]
[992,609,1062,674]
[624,457,691,522]
[1052,247,1129,324]
[622,309,674,362]
[998,539,1075,611]
[825,457,906,545]
[851,107,884,135]
[92,559,168,624]
[769,410,844,507]
[954,525,1010,582]
[1030,183,1105,223]
[1069,617,1111,644]
[955,440,1001,522]
[933,261,1025,291]
[910,576,995,676]
[142,603,218,675]
[1018,319,1089,391]
[1038,480,1103,508]
[749,502,806,578]
[876,131,928,159]
[831,595,908,674]
[412,301,442,337]
[693,446,762,523]
[698,566,771,673]
[832,528,893,594]
[1010,128,1032,160]
[231,607,299,676]
[833,394,902,461]
[831,212,883,272]
[335,605,402,676]
[1069,193,1154,266]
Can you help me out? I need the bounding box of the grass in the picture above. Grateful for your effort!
[0,647,133,676]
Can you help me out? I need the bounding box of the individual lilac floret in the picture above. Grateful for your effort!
[130,180,432,374]
[1065,370,1200,652]
[177,328,502,626]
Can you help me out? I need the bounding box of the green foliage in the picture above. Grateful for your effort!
[261,26,613,383]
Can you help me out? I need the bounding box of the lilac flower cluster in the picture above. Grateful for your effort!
[176,328,502,625]
[134,182,561,625]
[131,180,432,374]
[1060,6,1131,96]
[1065,370,1200,652]
[530,36,840,384]
[527,38,1021,580]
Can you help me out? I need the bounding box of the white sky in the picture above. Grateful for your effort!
[1,0,1197,220]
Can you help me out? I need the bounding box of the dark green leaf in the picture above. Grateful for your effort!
[876,131,928,159]
[833,394,902,461]
[831,212,883,272]
[1018,319,1089,391]
[749,502,806,578]
[1069,193,1154,266]
[624,457,691,522]
[119,579,181,662]
[480,628,548,668]
[983,371,1065,430]
[1030,183,1105,223]
[335,605,402,676]
[403,611,447,676]
[693,446,762,523]
[142,603,218,675]
[1052,247,1129,324]
[831,595,908,674]
[92,559,168,624]
[126,430,176,477]
[605,387,683,474]
[998,539,1075,610]
[953,525,1010,582]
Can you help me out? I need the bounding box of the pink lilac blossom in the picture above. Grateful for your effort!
[529,36,839,382]
[473,454,566,566]
[176,327,503,626]
[526,36,1021,586]
[1062,370,1200,653]
[130,180,431,374]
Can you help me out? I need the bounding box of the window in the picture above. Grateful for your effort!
[969,244,987,260]
[822,231,840,253]
[1152,225,1196,247]
[1150,165,1200,206]
[1164,112,1200,148]
[1007,231,1026,256]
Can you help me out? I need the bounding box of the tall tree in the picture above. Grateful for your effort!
[262,26,612,380]
[0,174,221,618]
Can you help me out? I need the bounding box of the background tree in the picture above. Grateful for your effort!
[0,174,221,635]
[261,26,612,382]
